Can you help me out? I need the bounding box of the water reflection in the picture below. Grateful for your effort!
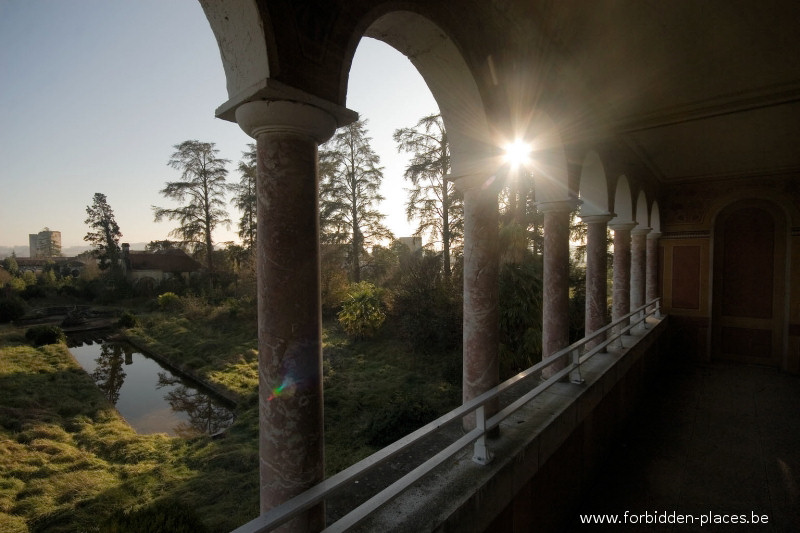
[157,373,234,438]
[70,341,234,437]
[91,343,128,404]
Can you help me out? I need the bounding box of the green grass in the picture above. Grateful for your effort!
[0,324,259,532]
[1,299,462,530]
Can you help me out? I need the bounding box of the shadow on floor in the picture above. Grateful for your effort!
[566,360,800,533]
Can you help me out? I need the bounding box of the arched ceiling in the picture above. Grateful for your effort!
[202,0,800,186]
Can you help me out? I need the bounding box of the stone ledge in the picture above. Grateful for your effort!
[353,316,669,533]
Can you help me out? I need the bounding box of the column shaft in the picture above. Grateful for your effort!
[237,100,339,533]
[611,223,635,323]
[461,183,499,429]
[646,233,661,307]
[255,131,325,530]
[630,228,650,312]
[582,215,612,349]
[541,201,576,378]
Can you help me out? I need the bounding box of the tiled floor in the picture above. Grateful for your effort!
[566,360,800,532]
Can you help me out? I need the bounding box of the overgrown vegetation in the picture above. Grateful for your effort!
[0,113,596,531]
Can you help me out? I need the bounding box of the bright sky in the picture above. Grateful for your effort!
[0,1,439,253]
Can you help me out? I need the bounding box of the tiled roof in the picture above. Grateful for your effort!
[126,249,201,273]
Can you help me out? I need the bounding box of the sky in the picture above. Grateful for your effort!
[0,1,439,254]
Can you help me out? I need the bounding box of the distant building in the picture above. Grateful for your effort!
[398,236,423,253]
[28,229,61,258]
[15,257,86,276]
[120,243,202,288]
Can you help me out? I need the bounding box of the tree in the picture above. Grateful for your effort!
[84,193,122,271]
[394,114,462,279]
[320,120,393,282]
[2,254,19,277]
[152,140,231,276]
[232,143,257,251]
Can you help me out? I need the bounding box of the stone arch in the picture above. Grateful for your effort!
[650,201,662,232]
[634,190,649,227]
[198,0,270,100]
[529,113,570,203]
[357,11,494,178]
[611,175,634,223]
[577,150,610,215]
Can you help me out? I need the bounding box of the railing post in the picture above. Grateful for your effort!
[639,307,649,331]
[472,405,493,465]
[569,348,584,384]
[655,298,662,319]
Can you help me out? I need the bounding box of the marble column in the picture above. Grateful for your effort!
[610,222,637,325]
[630,227,651,314]
[580,214,613,350]
[456,175,499,430]
[540,199,579,378]
[646,232,661,311]
[236,100,337,532]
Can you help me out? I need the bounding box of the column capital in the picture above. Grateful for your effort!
[632,227,652,236]
[579,212,614,224]
[609,221,637,232]
[647,231,662,240]
[235,100,338,143]
[536,198,581,214]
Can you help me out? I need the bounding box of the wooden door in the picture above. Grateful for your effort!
[713,204,785,366]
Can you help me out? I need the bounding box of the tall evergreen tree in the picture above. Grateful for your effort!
[152,140,231,275]
[320,120,392,282]
[232,143,257,251]
[84,192,122,271]
[393,114,462,279]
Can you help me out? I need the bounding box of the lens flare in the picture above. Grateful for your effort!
[503,139,532,168]
[267,375,296,401]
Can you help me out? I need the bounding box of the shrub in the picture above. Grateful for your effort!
[498,256,543,377]
[364,392,437,447]
[25,325,66,346]
[117,311,139,328]
[104,499,209,533]
[337,282,387,339]
[0,297,26,323]
[391,253,462,354]
[157,292,181,311]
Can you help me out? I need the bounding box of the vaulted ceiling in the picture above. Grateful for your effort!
[539,0,800,183]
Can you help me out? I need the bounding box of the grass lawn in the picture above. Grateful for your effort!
[0,302,461,531]
[0,323,259,532]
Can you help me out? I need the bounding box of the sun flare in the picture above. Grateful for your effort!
[503,139,532,168]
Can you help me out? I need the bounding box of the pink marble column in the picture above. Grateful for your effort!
[646,232,661,310]
[540,199,579,378]
[610,221,637,323]
[630,227,651,313]
[456,175,499,430]
[580,214,613,349]
[237,101,337,531]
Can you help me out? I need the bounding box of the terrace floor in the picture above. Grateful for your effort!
[565,359,800,532]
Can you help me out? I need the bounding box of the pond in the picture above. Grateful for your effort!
[69,340,234,437]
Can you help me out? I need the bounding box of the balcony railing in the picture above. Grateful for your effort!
[234,298,663,533]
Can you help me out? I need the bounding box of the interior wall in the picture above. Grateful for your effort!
[659,174,800,373]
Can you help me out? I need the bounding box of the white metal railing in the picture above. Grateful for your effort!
[233,298,663,533]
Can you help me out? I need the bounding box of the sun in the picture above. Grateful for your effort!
[503,139,532,169]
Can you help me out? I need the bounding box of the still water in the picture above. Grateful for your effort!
[69,341,234,437]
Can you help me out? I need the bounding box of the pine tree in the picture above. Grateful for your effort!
[394,114,462,279]
[320,120,392,282]
[84,192,122,271]
[232,143,257,251]
[153,140,231,275]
